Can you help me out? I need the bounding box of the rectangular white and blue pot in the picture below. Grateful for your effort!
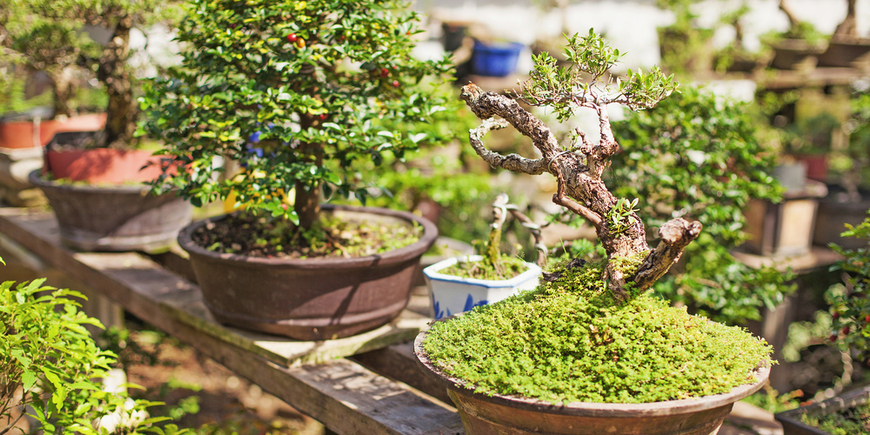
[423,255,542,320]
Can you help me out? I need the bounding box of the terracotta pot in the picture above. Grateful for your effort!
[178,205,438,340]
[29,170,191,252]
[775,385,870,435]
[44,147,170,184]
[415,329,770,435]
[0,113,106,150]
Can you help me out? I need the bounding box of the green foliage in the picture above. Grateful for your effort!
[423,257,773,404]
[520,29,677,120]
[609,86,795,324]
[838,86,870,191]
[655,0,715,76]
[0,277,184,434]
[741,385,803,415]
[140,0,454,228]
[826,211,870,357]
[800,400,870,435]
[2,0,182,148]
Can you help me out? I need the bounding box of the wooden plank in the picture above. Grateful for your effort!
[351,342,454,405]
[0,208,431,367]
[0,208,464,434]
[732,246,843,273]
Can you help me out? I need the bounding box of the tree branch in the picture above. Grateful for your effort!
[630,218,703,292]
[468,117,549,175]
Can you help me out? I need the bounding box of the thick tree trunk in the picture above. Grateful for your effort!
[96,14,136,147]
[460,83,701,296]
[49,67,76,118]
[294,182,321,231]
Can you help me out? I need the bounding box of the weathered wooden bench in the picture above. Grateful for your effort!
[0,208,463,435]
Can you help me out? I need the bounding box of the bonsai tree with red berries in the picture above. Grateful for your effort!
[138,0,455,340]
[140,0,452,231]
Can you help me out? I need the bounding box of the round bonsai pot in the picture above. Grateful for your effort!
[178,205,438,341]
[415,327,770,435]
[29,170,192,252]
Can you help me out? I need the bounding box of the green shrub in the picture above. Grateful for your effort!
[610,86,795,324]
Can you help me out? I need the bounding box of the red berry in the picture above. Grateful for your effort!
[833,312,840,320]
[380,68,389,77]
[287,33,298,42]
[281,203,288,210]
[319,114,327,120]
[391,80,400,88]
[830,334,838,342]
[865,314,870,323]
[844,326,851,335]
[392,65,398,70]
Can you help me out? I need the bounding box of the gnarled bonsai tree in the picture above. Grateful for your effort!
[460,29,693,300]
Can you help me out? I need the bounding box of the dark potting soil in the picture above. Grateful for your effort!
[192,212,422,259]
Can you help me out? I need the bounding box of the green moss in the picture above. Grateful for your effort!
[440,254,529,281]
[423,256,773,404]
[800,401,870,435]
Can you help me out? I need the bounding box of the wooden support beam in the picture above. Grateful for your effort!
[0,208,463,435]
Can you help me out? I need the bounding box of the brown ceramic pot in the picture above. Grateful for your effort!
[179,205,438,340]
[29,169,191,252]
[415,327,770,435]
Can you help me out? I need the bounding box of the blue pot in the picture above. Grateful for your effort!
[472,41,524,77]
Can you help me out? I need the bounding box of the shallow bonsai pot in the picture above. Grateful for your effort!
[775,385,870,435]
[415,327,770,435]
[29,170,191,252]
[178,205,438,341]
[770,39,826,71]
[423,255,542,320]
[816,36,870,68]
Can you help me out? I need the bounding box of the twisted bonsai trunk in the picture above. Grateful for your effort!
[96,13,136,147]
[460,83,701,298]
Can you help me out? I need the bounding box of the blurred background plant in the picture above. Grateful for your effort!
[607,85,795,325]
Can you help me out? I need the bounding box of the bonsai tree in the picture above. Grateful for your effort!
[421,30,772,409]
[140,0,453,232]
[460,29,691,299]
[2,0,180,147]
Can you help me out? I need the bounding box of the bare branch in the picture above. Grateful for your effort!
[468,117,549,175]
[630,218,703,292]
[461,83,561,159]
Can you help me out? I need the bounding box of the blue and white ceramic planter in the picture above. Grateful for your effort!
[423,255,542,320]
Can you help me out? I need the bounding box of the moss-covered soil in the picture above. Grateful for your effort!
[423,256,772,404]
[193,211,422,258]
[801,401,870,435]
[440,255,529,281]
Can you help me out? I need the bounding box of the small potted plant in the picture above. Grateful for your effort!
[140,0,454,340]
[414,30,772,434]
[423,193,545,319]
[817,0,870,68]
[765,0,828,71]
[6,0,191,252]
[775,211,870,434]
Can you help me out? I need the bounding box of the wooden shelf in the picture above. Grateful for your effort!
[0,208,463,435]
